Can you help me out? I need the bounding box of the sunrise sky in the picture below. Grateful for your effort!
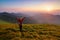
[0,0,60,12]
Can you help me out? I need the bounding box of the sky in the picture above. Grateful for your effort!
[0,0,60,12]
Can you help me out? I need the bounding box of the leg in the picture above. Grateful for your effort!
[19,24,22,32]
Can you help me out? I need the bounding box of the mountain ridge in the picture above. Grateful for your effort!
[0,12,60,24]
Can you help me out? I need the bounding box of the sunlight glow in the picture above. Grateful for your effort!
[41,5,54,12]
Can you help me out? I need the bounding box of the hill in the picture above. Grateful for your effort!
[0,24,60,40]
[0,12,37,24]
[0,12,60,24]
[0,20,11,24]
[32,13,60,24]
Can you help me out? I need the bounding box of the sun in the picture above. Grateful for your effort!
[42,5,54,11]
[45,6,53,11]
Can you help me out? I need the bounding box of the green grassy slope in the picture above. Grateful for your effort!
[0,20,12,24]
[0,24,60,40]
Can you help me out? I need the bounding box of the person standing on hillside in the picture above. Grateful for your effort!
[16,17,25,32]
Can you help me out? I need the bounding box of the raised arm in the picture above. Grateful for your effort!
[21,17,25,22]
[16,17,25,23]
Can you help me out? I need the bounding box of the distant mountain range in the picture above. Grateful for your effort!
[0,12,37,24]
[32,13,60,24]
[0,12,60,24]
